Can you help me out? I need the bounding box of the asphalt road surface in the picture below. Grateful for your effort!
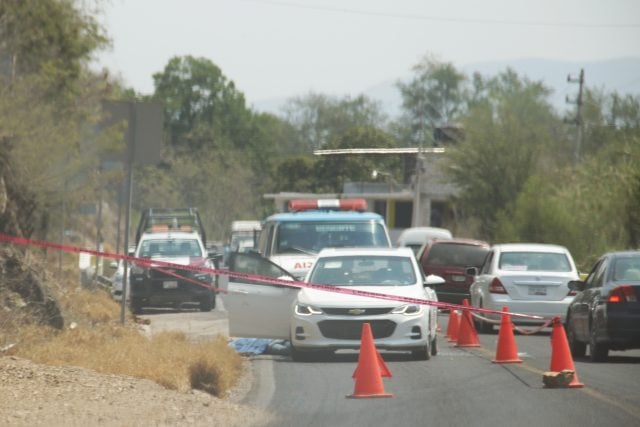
[141,305,640,427]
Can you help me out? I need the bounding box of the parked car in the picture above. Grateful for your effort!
[417,238,490,305]
[109,260,129,302]
[468,243,579,332]
[223,247,444,361]
[565,251,640,362]
[396,226,452,256]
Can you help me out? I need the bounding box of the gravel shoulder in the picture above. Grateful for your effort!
[0,354,271,427]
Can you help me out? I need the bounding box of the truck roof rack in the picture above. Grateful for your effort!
[135,207,207,246]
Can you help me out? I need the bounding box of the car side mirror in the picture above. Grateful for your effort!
[567,280,584,292]
[466,267,478,276]
[424,274,445,287]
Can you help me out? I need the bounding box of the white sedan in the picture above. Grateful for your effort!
[469,243,579,332]
[223,247,443,361]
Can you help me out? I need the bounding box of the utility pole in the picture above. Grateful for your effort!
[567,68,585,163]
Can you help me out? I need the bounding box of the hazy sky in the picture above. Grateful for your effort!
[94,0,640,106]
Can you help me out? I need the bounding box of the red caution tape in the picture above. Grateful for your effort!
[0,233,545,321]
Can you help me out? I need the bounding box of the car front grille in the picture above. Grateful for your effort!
[150,268,188,280]
[321,307,393,315]
[317,319,396,340]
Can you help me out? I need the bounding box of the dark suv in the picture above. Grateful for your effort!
[417,238,490,305]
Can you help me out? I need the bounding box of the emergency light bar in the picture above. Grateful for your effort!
[288,198,368,212]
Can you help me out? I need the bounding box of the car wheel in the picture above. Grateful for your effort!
[566,319,586,358]
[589,322,609,362]
[130,298,143,315]
[199,295,214,312]
[411,339,431,361]
[475,301,493,334]
[430,335,438,356]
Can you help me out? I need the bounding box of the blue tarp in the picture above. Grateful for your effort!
[229,338,290,356]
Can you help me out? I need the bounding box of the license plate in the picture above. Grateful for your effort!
[528,285,546,296]
[163,281,178,289]
[451,275,466,282]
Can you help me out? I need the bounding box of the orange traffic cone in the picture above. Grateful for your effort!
[347,323,393,398]
[455,299,480,347]
[548,317,584,388]
[493,306,522,363]
[447,309,460,343]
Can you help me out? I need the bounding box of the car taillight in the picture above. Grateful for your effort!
[489,278,507,294]
[608,285,638,303]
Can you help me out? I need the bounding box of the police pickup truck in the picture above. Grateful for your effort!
[128,208,217,313]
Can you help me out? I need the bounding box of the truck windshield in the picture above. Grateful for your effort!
[139,239,202,258]
[274,221,389,255]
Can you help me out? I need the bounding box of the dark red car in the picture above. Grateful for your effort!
[417,238,490,305]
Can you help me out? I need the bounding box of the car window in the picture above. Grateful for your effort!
[229,252,294,285]
[611,256,640,281]
[425,243,488,268]
[309,255,416,286]
[584,258,606,289]
[481,251,494,275]
[498,252,571,272]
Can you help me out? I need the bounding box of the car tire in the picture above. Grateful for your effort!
[430,335,438,356]
[589,322,609,362]
[411,340,431,361]
[199,295,214,312]
[130,298,143,315]
[474,301,493,334]
[566,319,586,358]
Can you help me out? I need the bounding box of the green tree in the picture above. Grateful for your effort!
[445,69,561,240]
[0,0,107,95]
[0,0,110,239]
[282,92,387,152]
[152,56,251,152]
[396,55,466,146]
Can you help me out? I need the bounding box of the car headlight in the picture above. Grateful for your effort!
[294,304,324,316]
[391,304,423,316]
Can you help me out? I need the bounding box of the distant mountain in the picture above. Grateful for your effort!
[251,57,640,118]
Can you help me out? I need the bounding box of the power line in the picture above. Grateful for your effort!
[240,0,640,29]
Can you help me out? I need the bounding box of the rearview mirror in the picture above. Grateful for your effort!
[424,274,445,287]
[567,279,584,292]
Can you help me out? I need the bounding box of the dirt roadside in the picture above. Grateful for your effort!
[0,311,272,427]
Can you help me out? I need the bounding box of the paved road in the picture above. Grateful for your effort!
[245,313,640,427]
[139,307,640,427]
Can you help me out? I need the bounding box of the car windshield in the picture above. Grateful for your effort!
[139,239,202,257]
[499,251,571,272]
[274,221,389,255]
[426,243,488,268]
[308,255,416,286]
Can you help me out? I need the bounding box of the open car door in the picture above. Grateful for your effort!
[222,252,299,339]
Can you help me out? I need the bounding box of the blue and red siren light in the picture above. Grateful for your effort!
[288,198,368,212]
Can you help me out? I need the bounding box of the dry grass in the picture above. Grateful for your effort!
[2,261,244,397]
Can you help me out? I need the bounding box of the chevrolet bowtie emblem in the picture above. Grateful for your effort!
[348,308,366,315]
